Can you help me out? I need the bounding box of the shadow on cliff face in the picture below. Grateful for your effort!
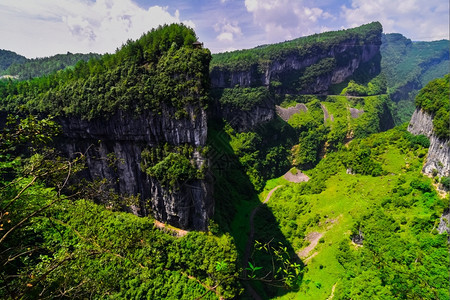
[207,119,303,299]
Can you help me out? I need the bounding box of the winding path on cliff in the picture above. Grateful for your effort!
[242,185,282,299]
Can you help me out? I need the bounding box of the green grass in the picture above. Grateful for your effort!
[260,127,449,299]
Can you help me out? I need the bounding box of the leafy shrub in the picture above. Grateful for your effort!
[441,176,450,189]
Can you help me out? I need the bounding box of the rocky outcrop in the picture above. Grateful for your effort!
[210,41,381,93]
[210,97,275,131]
[56,105,213,230]
[408,108,450,177]
[438,209,450,243]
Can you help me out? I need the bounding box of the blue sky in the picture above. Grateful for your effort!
[0,0,448,58]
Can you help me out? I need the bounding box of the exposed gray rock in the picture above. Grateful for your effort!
[56,105,213,230]
[437,209,450,239]
[408,108,450,177]
[276,103,308,122]
[210,40,381,93]
[210,97,275,132]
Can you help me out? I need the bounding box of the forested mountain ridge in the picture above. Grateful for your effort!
[381,33,450,123]
[0,24,242,299]
[211,22,382,93]
[0,24,214,230]
[210,22,387,132]
[0,52,102,80]
[0,49,27,72]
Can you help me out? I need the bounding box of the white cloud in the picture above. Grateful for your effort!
[217,32,234,42]
[214,19,242,42]
[244,0,336,43]
[341,0,449,40]
[0,0,194,58]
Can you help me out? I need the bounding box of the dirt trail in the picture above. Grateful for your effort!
[327,283,337,300]
[242,185,282,284]
[298,231,323,259]
[321,103,334,123]
[154,220,188,237]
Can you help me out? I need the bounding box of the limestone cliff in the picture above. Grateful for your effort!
[57,105,213,230]
[210,39,380,93]
[210,22,383,129]
[408,108,450,177]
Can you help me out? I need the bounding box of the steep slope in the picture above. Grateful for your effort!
[408,74,449,179]
[0,49,26,73]
[261,125,449,300]
[211,22,382,92]
[0,24,213,230]
[381,33,450,123]
[210,22,383,130]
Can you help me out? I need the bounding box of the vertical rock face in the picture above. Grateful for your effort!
[210,41,381,92]
[57,105,213,230]
[408,108,450,177]
[210,97,275,132]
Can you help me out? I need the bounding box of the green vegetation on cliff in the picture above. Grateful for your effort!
[381,33,450,123]
[211,22,382,71]
[0,115,241,299]
[415,74,450,139]
[211,86,271,111]
[0,24,211,120]
[141,144,207,190]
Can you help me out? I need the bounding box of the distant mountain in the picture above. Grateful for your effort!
[1,52,102,80]
[381,33,449,123]
[0,49,27,72]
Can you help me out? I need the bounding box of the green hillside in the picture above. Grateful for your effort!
[1,52,101,80]
[263,125,448,299]
[1,22,449,300]
[0,49,27,72]
[210,75,449,298]
[381,33,450,123]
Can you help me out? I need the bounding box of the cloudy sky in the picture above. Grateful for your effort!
[0,0,448,58]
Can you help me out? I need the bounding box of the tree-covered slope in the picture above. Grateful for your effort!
[0,49,26,73]
[0,23,211,120]
[1,52,102,80]
[414,74,450,139]
[211,22,381,71]
[210,22,382,94]
[381,33,450,123]
[0,115,240,299]
[260,125,449,299]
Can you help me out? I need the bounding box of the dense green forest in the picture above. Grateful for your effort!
[0,49,27,72]
[380,33,450,123]
[1,52,102,80]
[0,23,210,120]
[1,21,449,300]
[211,22,381,71]
[0,115,241,299]
[261,125,449,299]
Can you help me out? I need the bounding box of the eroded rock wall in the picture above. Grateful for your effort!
[408,108,450,177]
[57,105,213,230]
